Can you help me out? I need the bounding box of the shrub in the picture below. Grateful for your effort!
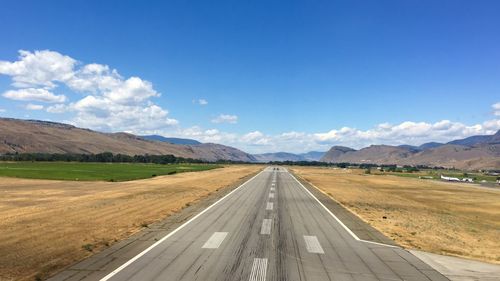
[82,243,94,252]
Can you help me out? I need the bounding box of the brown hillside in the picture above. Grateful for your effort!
[0,118,256,162]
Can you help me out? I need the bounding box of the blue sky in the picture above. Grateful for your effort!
[0,0,499,153]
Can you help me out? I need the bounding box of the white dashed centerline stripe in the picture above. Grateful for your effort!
[269,193,274,199]
[261,219,272,235]
[266,202,273,210]
[249,258,267,281]
[304,235,324,254]
[202,232,228,249]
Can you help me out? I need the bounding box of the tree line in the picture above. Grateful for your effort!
[0,152,449,170]
[0,152,251,165]
[267,160,445,171]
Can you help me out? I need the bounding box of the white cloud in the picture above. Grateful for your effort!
[0,50,76,88]
[69,96,177,132]
[104,77,159,105]
[211,114,238,124]
[493,102,500,116]
[169,109,500,154]
[313,119,499,149]
[192,99,208,105]
[0,108,5,113]
[66,63,122,92]
[25,103,44,110]
[0,50,177,132]
[2,88,66,103]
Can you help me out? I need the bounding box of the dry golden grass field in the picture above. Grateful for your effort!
[0,165,262,281]
[292,166,500,264]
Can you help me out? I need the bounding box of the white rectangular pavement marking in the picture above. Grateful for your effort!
[266,202,273,210]
[304,235,325,254]
[202,232,228,249]
[270,187,275,191]
[261,219,272,235]
[249,258,267,281]
[269,193,274,199]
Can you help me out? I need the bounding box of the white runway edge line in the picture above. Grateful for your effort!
[202,232,228,249]
[288,172,399,249]
[249,258,267,281]
[266,202,274,210]
[99,169,266,281]
[304,235,324,254]
[261,219,272,235]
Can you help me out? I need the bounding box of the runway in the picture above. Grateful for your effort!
[52,167,448,281]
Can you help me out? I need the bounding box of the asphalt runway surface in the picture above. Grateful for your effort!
[51,167,448,281]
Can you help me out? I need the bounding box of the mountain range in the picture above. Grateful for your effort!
[320,131,500,170]
[0,117,498,170]
[253,151,325,162]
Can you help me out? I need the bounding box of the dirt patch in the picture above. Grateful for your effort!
[292,166,500,264]
[0,165,262,281]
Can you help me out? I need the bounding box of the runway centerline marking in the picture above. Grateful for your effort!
[269,193,274,199]
[266,202,273,210]
[202,232,228,249]
[249,258,267,281]
[261,219,272,235]
[304,235,324,254]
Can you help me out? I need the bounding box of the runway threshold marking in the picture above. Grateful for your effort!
[304,235,324,254]
[266,202,273,210]
[249,258,267,281]
[261,219,272,235]
[98,169,266,281]
[202,232,228,249]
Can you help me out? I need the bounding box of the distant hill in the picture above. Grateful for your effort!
[320,131,500,170]
[0,118,255,162]
[299,151,325,161]
[253,151,325,162]
[141,135,201,145]
[320,146,355,162]
[253,152,305,162]
[447,131,500,146]
[418,142,444,150]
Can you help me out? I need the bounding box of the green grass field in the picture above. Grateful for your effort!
[0,162,221,181]
[374,169,498,183]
